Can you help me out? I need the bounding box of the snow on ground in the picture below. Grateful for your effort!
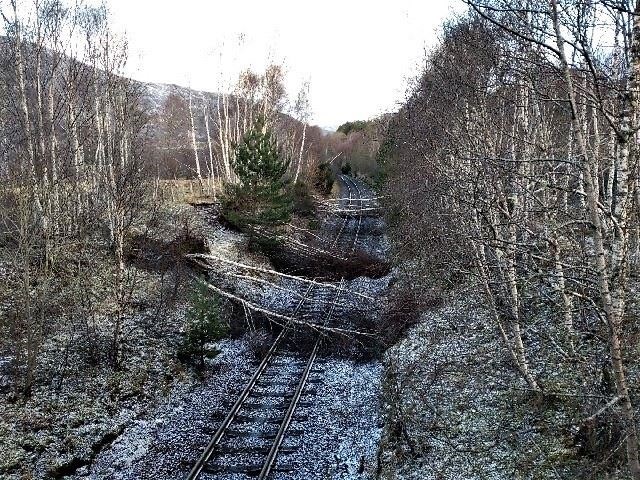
[82,335,382,480]
[0,273,192,479]
[0,356,11,392]
[377,288,579,480]
[83,338,255,480]
[274,358,382,480]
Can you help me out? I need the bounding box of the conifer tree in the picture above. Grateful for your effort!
[178,283,228,370]
[223,116,292,229]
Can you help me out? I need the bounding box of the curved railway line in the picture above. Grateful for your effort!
[186,174,382,479]
[331,174,378,254]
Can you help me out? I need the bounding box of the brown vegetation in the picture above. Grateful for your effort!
[380,2,640,476]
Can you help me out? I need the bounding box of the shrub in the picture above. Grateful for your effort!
[178,283,228,370]
[313,162,335,194]
[341,162,352,175]
[291,181,315,217]
[246,329,272,359]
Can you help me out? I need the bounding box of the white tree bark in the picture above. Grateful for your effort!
[188,93,203,184]
[203,100,216,198]
[551,2,640,476]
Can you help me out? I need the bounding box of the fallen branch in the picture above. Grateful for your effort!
[194,275,374,338]
[188,253,374,301]
[228,272,350,307]
[582,396,622,425]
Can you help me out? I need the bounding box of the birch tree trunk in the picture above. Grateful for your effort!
[203,100,216,199]
[551,2,640,476]
[13,8,45,224]
[188,93,203,186]
[217,92,232,182]
[47,76,59,222]
[294,123,306,184]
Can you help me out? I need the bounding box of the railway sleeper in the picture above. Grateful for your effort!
[202,463,296,475]
[236,413,309,423]
[270,358,304,367]
[251,388,317,398]
[215,445,299,455]
[226,429,278,439]
[235,414,284,423]
[226,428,305,439]
[259,370,305,380]
[243,402,288,411]
[250,390,294,399]
[255,380,297,387]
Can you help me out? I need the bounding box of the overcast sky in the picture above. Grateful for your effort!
[106,0,463,129]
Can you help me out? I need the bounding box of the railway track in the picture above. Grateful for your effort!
[341,175,363,253]
[331,174,354,250]
[185,174,382,479]
[332,174,378,254]
[186,328,322,479]
[185,281,340,480]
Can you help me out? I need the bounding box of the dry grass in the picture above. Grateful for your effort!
[155,179,221,205]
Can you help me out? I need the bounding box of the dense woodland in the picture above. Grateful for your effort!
[380,0,640,477]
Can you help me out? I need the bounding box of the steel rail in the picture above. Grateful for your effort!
[332,175,355,248]
[257,338,321,479]
[186,282,316,479]
[341,175,364,254]
[186,325,290,479]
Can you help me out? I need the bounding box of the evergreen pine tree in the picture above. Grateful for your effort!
[223,116,292,229]
[178,283,228,370]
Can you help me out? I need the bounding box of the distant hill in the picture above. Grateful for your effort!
[140,81,220,149]
[0,35,317,178]
[138,81,309,178]
[142,82,219,115]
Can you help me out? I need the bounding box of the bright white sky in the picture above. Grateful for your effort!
[106,0,463,129]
